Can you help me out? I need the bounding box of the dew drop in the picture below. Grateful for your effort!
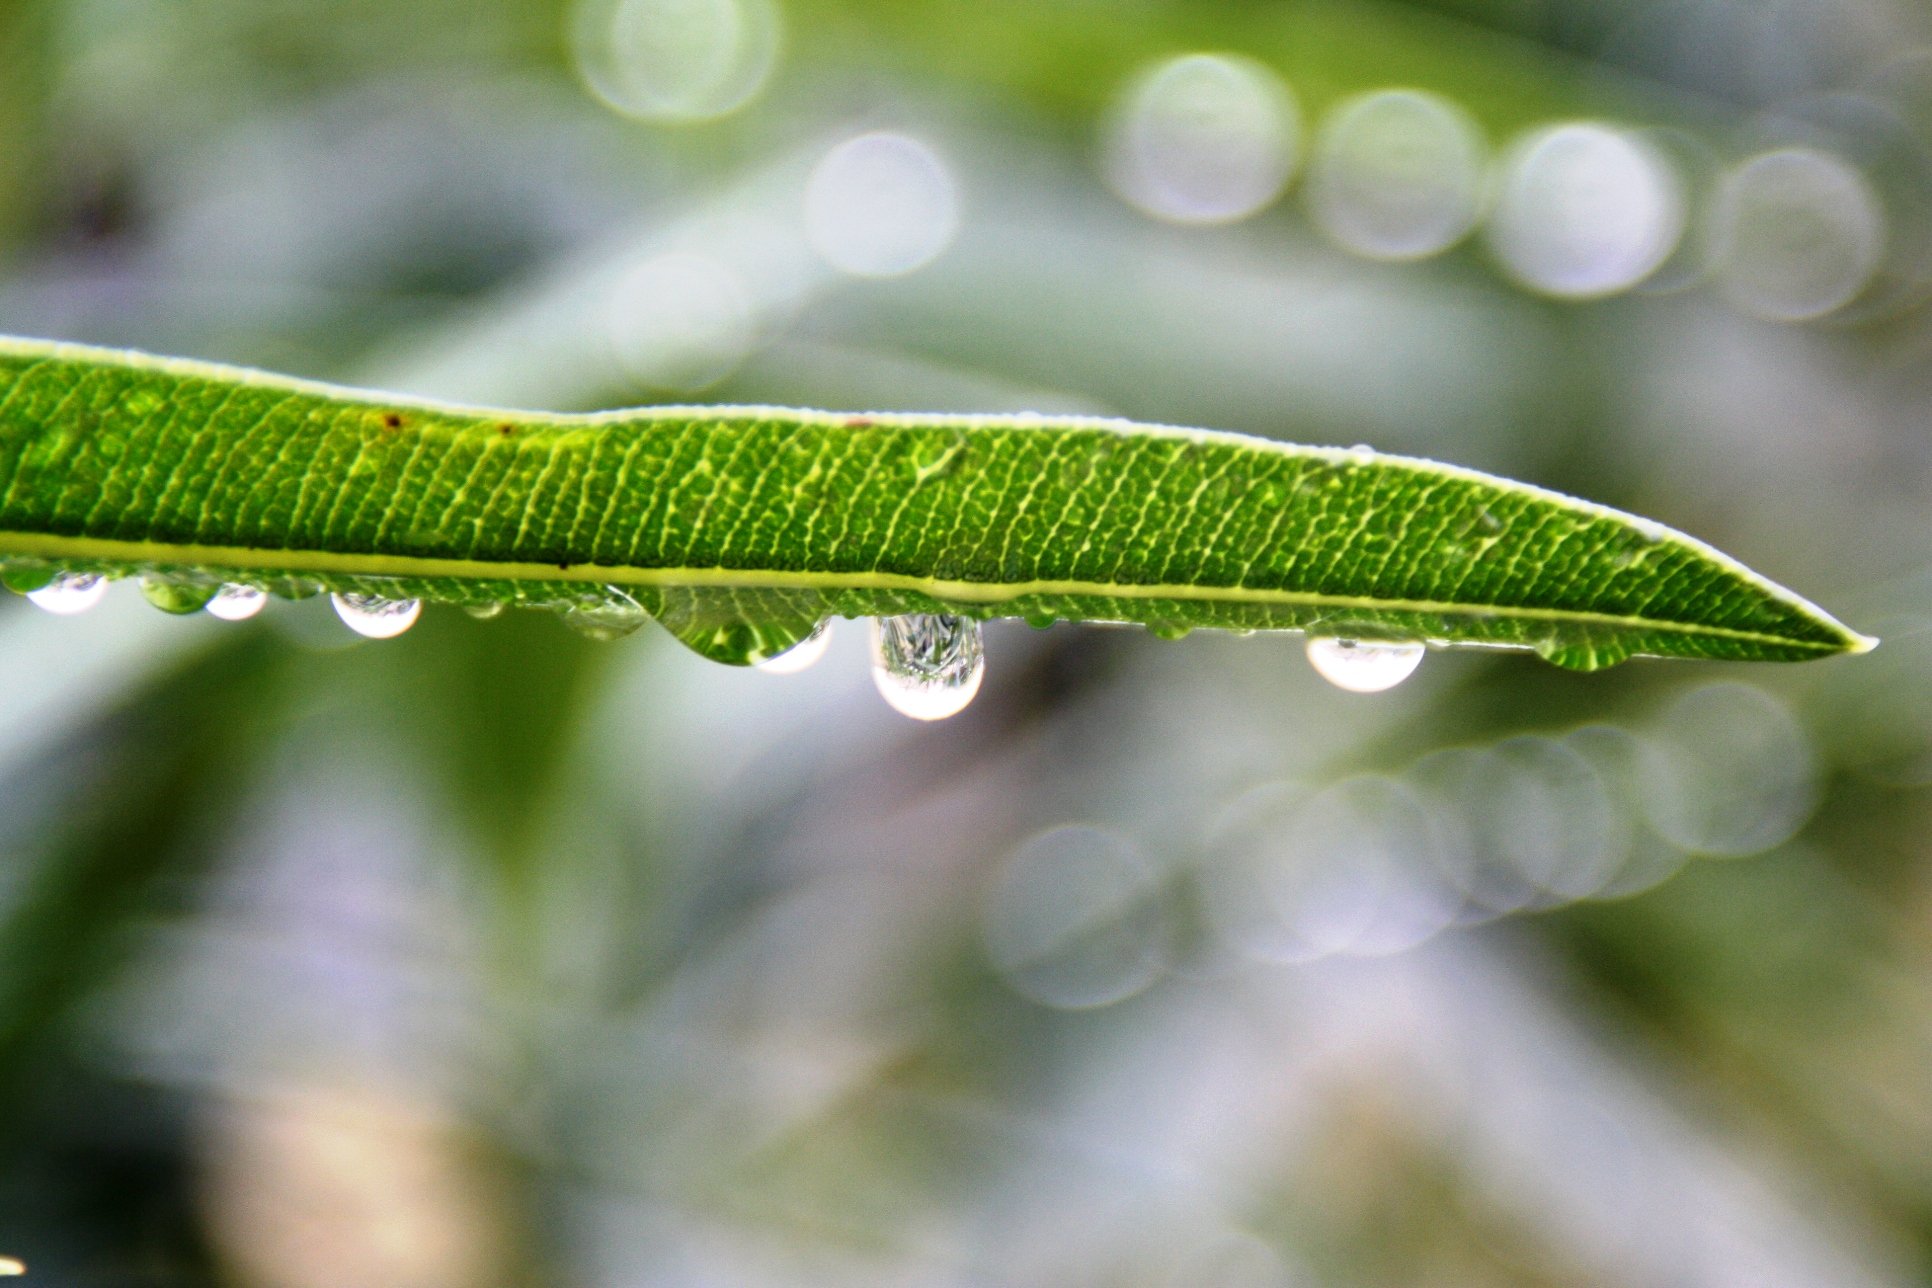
[140,576,217,615]
[1305,636,1425,692]
[755,619,832,673]
[331,592,422,639]
[0,564,55,594]
[463,602,506,621]
[561,588,649,641]
[1347,442,1376,465]
[205,583,268,621]
[870,614,984,721]
[26,572,107,616]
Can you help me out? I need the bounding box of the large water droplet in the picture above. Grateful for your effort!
[1305,636,1424,692]
[870,614,984,720]
[140,576,217,615]
[331,592,421,639]
[205,583,268,621]
[755,619,831,673]
[26,572,107,616]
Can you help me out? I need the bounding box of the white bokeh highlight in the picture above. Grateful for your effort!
[983,826,1173,1009]
[1305,88,1487,260]
[1203,778,1461,964]
[1712,148,1885,322]
[571,0,781,123]
[1487,122,1685,297]
[1104,53,1300,225]
[804,131,960,278]
[1638,683,1817,856]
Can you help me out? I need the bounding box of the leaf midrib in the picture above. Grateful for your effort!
[0,528,1866,655]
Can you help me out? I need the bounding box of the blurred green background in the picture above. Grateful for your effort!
[0,0,1928,1283]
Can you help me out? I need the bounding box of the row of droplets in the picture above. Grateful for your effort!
[20,571,1426,716]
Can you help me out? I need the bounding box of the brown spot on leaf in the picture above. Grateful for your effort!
[381,413,404,430]
[498,423,515,437]
[845,417,874,428]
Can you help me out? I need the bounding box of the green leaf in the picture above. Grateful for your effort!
[0,336,1871,669]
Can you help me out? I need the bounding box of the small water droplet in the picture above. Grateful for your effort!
[561,587,648,641]
[870,614,984,721]
[331,592,421,639]
[140,576,217,615]
[1305,636,1425,692]
[463,602,506,621]
[0,564,55,594]
[27,572,107,615]
[1476,509,1503,535]
[1347,442,1376,465]
[205,583,268,621]
[1533,631,1631,671]
[1149,621,1192,641]
[756,619,832,673]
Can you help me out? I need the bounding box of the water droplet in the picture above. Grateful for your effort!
[1022,606,1059,630]
[1148,621,1192,641]
[755,619,831,673]
[870,614,984,721]
[563,612,647,642]
[1305,636,1424,692]
[331,592,421,639]
[0,563,55,594]
[1475,509,1503,535]
[1347,442,1376,465]
[140,576,217,615]
[561,587,649,641]
[27,572,107,616]
[463,602,506,621]
[1533,631,1631,672]
[205,583,268,621]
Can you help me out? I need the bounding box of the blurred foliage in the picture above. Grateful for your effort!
[0,0,1928,1285]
